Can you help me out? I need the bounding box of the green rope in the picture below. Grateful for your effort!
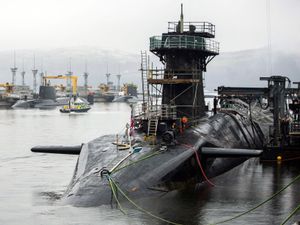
[108,175,183,225]
[210,173,300,225]
[280,202,300,225]
[108,176,126,214]
[111,150,162,174]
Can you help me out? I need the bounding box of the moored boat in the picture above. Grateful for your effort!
[60,97,91,113]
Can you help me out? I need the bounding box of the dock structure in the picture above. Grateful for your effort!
[141,4,219,130]
[218,76,300,159]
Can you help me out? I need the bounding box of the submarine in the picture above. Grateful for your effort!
[12,75,89,109]
[12,85,69,109]
[59,5,272,207]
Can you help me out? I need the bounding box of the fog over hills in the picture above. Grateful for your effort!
[0,47,141,89]
[0,47,299,91]
[205,48,300,90]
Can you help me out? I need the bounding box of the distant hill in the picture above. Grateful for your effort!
[205,48,300,90]
[0,47,299,91]
[0,47,141,88]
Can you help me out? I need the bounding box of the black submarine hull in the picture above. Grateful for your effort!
[62,111,268,207]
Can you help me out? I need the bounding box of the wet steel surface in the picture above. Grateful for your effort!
[0,103,299,225]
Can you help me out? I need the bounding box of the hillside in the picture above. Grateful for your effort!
[0,47,299,90]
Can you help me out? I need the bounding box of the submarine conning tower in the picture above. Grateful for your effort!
[146,4,219,125]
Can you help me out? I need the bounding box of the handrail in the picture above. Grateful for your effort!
[150,35,219,54]
[291,122,300,132]
[147,69,202,80]
[168,22,215,36]
[134,103,177,120]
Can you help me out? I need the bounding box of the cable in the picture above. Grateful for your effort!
[280,202,300,225]
[108,177,126,214]
[107,175,183,225]
[209,173,300,225]
[111,150,163,173]
[182,143,215,187]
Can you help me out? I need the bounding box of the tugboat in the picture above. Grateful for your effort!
[62,5,268,208]
[60,97,91,113]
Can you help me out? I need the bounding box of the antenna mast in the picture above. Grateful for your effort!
[21,58,25,86]
[105,64,110,85]
[66,57,73,95]
[11,51,18,85]
[40,59,44,86]
[83,60,89,96]
[32,54,38,94]
[180,3,184,33]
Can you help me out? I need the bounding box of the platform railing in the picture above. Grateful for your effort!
[291,122,300,133]
[133,103,177,120]
[150,35,219,54]
[148,104,177,119]
[147,69,202,80]
[168,22,215,37]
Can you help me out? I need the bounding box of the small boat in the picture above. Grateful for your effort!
[60,97,91,113]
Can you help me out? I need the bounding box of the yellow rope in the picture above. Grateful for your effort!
[111,150,162,173]
[280,202,300,225]
[108,177,126,214]
[209,173,300,225]
[108,175,183,225]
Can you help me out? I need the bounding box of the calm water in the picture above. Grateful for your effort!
[0,103,299,225]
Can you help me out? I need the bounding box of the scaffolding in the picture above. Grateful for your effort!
[140,51,149,105]
[138,5,219,137]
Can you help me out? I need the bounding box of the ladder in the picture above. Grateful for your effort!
[147,118,158,136]
[141,51,149,105]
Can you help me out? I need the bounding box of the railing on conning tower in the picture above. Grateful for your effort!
[148,104,177,119]
[134,103,177,120]
[133,104,177,120]
[150,35,219,55]
[168,21,215,38]
[147,68,202,84]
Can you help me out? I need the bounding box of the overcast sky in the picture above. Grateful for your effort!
[0,0,300,54]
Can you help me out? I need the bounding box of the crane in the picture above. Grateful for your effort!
[0,83,14,94]
[43,75,78,96]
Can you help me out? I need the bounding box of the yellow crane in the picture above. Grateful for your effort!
[43,75,78,96]
[99,84,109,93]
[0,83,14,94]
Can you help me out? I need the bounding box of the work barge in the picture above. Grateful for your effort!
[32,5,300,213]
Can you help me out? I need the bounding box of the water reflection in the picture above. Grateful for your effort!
[0,104,300,225]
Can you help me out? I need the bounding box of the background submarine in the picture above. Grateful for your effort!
[59,5,270,207]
